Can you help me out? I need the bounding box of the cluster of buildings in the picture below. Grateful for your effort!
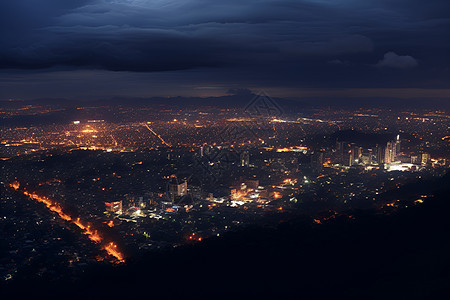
[104,172,285,219]
[103,132,446,219]
[229,179,273,205]
[333,135,437,171]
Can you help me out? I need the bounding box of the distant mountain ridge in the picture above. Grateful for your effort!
[2,94,450,110]
[1,94,449,127]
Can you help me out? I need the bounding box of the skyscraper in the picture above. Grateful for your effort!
[368,149,373,165]
[349,147,355,166]
[168,175,188,202]
[385,141,396,164]
[395,135,401,159]
[421,153,430,165]
[240,150,250,167]
[348,144,361,166]
[376,144,385,164]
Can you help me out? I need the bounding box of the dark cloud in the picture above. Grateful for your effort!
[1,1,378,71]
[376,52,418,69]
[0,0,450,98]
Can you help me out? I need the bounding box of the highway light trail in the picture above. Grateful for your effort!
[9,182,125,263]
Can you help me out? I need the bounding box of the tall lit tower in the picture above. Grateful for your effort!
[384,141,395,164]
[168,175,187,202]
[395,135,401,160]
[240,150,250,167]
[376,144,385,164]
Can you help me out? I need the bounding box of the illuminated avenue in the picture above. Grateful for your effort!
[9,182,124,263]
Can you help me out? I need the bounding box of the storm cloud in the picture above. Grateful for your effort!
[1,0,450,98]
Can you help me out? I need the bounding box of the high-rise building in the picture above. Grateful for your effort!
[376,144,385,164]
[351,145,363,166]
[168,175,188,202]
[367,149,373,165]
[240,150,250,167]
[105,200,123,214]
[395,135,401,159]
[348,148,354,166]
[385,141,396,164]
[169,180,187,197]
[384,143,392,164]
[355,146,362,160]
[348,144,361,166]
[336,140,344,164]
[421,153,430,165]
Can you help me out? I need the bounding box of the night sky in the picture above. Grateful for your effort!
[1,0,449,100]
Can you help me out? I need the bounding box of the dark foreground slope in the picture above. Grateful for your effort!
[3,172,450,300]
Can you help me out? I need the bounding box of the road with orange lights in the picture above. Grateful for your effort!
[9,182,125,263]
[143,123,172,147]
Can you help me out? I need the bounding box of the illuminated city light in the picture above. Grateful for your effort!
[2,99,450,287]
[276,146,308,153]
[81,128,97,133]
[9,182,125,263]
[143,123,172,147]
[187,232,203,242]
